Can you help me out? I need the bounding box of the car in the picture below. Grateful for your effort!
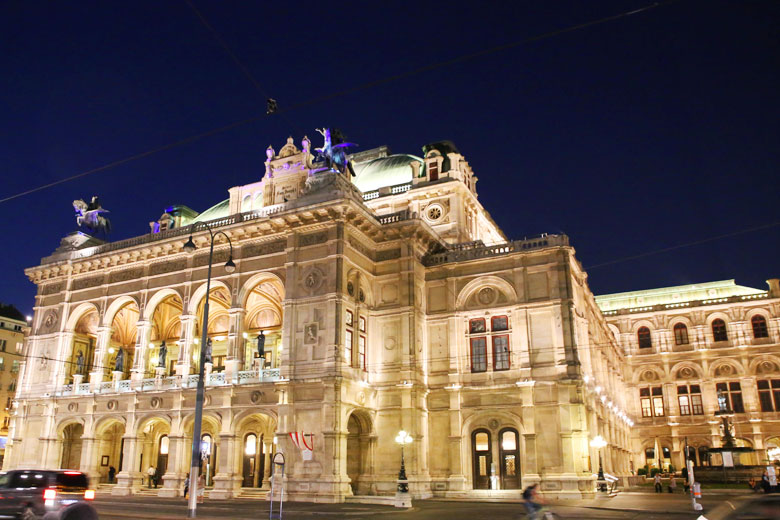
[0,469,98,520]
[697,494,780,520]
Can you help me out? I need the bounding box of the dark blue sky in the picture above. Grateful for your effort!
[2,1,779,315]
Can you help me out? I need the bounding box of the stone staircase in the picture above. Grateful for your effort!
[237,487,269,499]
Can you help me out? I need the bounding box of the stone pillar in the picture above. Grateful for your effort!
[113,436,143,496]
[90,326,112,385]
[446,387,466,491]
[159,435,187,497]
[261,442,273,488]
[80,437,101,487]
[53,332,75,387]
[226,308,245,380]
[131,320,152,382]
[210,434,240,499]
[177,314,196,376]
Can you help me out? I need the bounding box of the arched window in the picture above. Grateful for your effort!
[712,319,728,342]
[698,446,710,466]
[471,429,492,490]
[673,323,689,345]
[751,315,769,339]
[498,428,521,489]
[637,327,652,349]
[244,434,257,456]
[159,435,169,455]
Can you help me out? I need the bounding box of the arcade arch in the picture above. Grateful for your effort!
[193,286,231,374]
[94,419,126,483]
[137,417,171,486]
[104,300,139,379]
[66,308,99,383]
[60,422,84,470]
[235,412,277,489]
[346,410,374,495]
[241,275,285,370]
[148,293,183,377]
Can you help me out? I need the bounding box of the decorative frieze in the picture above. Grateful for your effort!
[40,282,64,296]
[299,231,328,247]
[109,268,143,284]
[242,240,286,258]
[72,275,104,291]
[376,248,401,261]
[150,259,187,276]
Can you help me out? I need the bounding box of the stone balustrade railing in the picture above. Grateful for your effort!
[423,234,569,266]
[31,368,283,398]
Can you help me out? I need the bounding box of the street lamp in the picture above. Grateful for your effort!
[395,430,413,493]
[182,224,235,518]
[590,435,608,492]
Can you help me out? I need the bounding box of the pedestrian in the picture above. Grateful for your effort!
[197,473,206,504]
[522,483,544,520]
[761,471,771,493]
[147,465,156,487]
[153,466,160,488]
[748,477,758,492]
[654,473,662,493]
[668,476,677,493]
[184,474,190,498]
[108,465,116,483]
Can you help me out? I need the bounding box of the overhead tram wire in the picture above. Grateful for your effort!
[0,0,679,205]
[182,0,303,136]
[584,221,780,270]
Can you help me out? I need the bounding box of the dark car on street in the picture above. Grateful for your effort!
[0,469,97,520]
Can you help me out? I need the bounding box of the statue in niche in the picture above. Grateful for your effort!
[158,341,167,368]
[315,128,357,176]
[114,348,124,372]
[72,196,111,235]
[75,351,84,375]
[204,338,213,365]
[256,331,266,360]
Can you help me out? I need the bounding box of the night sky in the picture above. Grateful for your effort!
[2,1,779,316]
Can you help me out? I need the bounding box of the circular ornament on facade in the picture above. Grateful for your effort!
[488,419,500,431]
[107,400,118,410]
[204,395,212,406]
[477,287,496,306]
[150,397,162,409]
[757,361,777,374]
[303,267,324,293]
[425,204,444,223]
[716,364,735,377]
[251,390,264,404]
[347,281,355,297]
[641,370,658,382]
[384,337,397,351]
[358,288,365,303]
[678,367,696,380]
[67,403,78,412]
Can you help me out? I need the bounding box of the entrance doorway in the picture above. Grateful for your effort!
[241,433,264,488]
[60,423,84,470]
[498,428,520,489]
[156,435,169,486]
[471,429,492,489]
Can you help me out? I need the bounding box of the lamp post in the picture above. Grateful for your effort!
[182,224,235,518]
[395,430,412,493]
[590,435,608,492]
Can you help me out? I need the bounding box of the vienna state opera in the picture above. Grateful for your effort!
[7,134,780,501]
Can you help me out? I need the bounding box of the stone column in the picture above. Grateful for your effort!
[261,442,273,489]
[131,320,152,382]
[53,332,75,388]
[113,436,143,496]
[159,435,187,497]
[177,314,196,377]
[79,436,101,487]
[90,326,113,385]
[225,308,245,380]
[210,434,240,499]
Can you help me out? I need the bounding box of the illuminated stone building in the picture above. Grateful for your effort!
[0,305,28,466]
[597,280,780,472]
[8,134,636,500]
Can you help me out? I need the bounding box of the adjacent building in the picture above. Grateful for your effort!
[0,305,28,466]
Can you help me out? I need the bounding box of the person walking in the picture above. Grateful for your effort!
[146,465,156,488]
[184,474,190,499]
[654,473,663,493]
[108,466,116,483]
[668,476,677,493]
[197,473,206,504]
[522,484,544,520]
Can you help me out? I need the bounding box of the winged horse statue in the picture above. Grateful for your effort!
[315,128,357,176]
[73,196,111,234]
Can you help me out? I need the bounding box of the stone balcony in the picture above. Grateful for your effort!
[25,368,282,399]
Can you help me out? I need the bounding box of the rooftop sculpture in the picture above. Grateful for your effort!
[315,128,357,177]
[73,196,111,235]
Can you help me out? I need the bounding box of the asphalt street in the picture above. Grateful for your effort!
[92,492,739,520]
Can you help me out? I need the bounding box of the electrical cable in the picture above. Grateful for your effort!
[0,0,678,204]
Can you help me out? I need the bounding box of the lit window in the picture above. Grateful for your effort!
[673,323,689,345]
[640,386,664,417]
[470,338,487,373]
[757,380,780,412]
[491,316,508,332]
[637,327,652,348]
[469,319,486,334]
[751,315,769,339]
[677,385,703,415]
[358,335,366,371]
[716,381,744,413]
[492,336,510,371]
[712,319,728,342]
[474,431,489,451]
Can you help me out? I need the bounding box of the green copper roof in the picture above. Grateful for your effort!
[192,199,230,223]
[352,154,422,193]
[595,279,766,312]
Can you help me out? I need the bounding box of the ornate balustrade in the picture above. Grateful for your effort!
[423,234,569,266]
[43,367,283,398]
